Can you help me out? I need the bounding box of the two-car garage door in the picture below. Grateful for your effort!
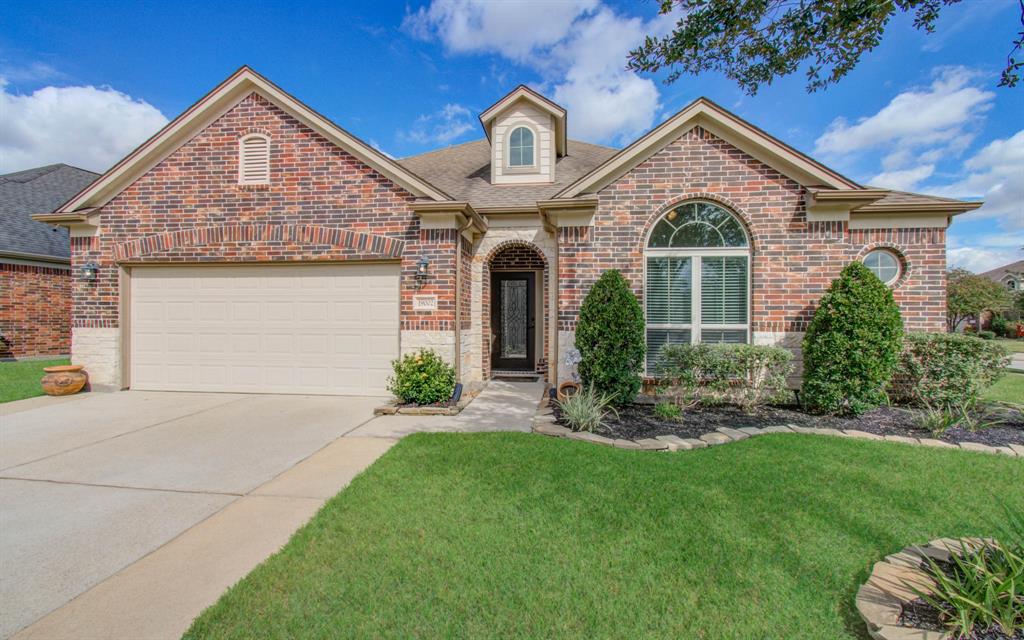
[130,264,399,395]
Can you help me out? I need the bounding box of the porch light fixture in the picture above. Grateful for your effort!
[81,262,100,282]
[415,256,430,288]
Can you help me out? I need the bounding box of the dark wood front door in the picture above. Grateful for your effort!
[491,272,536,371]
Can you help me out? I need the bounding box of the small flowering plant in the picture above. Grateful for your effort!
[387,349,456,406]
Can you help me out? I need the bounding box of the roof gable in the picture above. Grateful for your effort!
[1,164,98,260]
[57,67,450,213]
[556,97,861,198]
[479,85,567,157]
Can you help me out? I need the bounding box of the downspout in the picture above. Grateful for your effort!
[453,215,474,382]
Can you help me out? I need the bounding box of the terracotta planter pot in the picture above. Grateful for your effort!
[557,381,581,402]
[41,365,88,396]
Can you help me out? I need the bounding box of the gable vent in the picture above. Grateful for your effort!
[238,134,270,185]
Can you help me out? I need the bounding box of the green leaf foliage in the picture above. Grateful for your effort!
[387,349,456,406]
[890,332,1010,411]
[802,261,904,415]
[575,270,646,405]
[627,0,1020,95]
[658,343,793,412]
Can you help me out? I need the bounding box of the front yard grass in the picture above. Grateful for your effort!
[186,432,1023,640]
[0,358,70,403]
[996,337,1024,354]
[983,371,1024,406]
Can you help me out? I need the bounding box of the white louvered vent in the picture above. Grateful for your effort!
[238,134,270,184]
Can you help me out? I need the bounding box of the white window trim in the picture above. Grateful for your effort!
[642,204,752,375]
[504,124,538,172]
[238,133,271,185]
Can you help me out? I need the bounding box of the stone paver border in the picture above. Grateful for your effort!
[532,405,1023,457]
[855,537,995,640]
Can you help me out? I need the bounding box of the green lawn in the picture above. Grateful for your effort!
[984,371,1024,405]
[0,358,70,403]
[996,337,1024,354]
[186,433,1024,640]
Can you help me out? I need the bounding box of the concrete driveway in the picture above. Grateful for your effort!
[0,391,391,639]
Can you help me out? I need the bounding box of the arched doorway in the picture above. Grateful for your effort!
[485,243,548,378]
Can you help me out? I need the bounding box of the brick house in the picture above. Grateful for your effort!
[2,164,99,359]
[34,67,980,393]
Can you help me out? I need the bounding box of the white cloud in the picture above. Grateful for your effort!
[0,79,168,173]
[814,67,993,156]
[947,246,1023,272]
[923,129,1024,228]
[869,164,935,191]
[400,103,475,145]
[405,0,679,143]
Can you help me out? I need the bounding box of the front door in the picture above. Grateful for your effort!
[491,271,536,372]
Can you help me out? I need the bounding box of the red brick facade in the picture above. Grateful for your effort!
[75,92,457,332]
[558,126,947,334]
[1,263,71,358]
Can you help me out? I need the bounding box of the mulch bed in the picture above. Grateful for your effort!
[554,402,1024,447]
[899,598,1022,639]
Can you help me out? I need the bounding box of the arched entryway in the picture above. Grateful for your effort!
[484,242,549,379]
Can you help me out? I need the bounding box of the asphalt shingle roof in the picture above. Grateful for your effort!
[979,260,1024,281]
[0,164,99,259]
[399,139,617,209]
[856,189,977,211]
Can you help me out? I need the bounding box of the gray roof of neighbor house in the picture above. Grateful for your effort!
[1,164,99,260]
[399,139,617,210]
[979,260,1024,281]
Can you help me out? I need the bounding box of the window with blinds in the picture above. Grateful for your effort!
[644,202,750,374]
[238,134,270,185]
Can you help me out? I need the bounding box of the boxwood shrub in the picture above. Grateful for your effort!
[658,343,793,413]
[802,261,904,415]
[575,270,645,405]
[890,332,1010,410]
[388,349,455,405]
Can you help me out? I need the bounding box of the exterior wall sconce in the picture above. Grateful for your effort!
[415,256,430,288]
[81,262,100,282]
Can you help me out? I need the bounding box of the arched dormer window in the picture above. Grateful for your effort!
[238,133,270,185]
[508,126,534,167]
[645,201,751,373]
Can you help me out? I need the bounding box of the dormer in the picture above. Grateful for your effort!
[479,86,567,185]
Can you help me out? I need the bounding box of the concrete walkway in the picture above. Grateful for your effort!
[347,378,546,438]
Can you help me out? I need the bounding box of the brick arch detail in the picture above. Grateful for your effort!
[638,192,759,254]
[480,239,551,381]
[113,224,406,261]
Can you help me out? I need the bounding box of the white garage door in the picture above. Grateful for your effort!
[130,264,399,395]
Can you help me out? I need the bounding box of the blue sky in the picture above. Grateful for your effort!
[2,0,1021,271]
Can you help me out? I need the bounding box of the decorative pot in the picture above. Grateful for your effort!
[557,381,581,402]
[41,365,88,396]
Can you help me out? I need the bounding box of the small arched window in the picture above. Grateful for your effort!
[238,134,270,185]
[508,126,534,167]
[645,202,751,374]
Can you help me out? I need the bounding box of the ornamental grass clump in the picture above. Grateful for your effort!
[387,349,455,406]
[575,270,646,406]
[802,261,904,415]
[557,386,618,432]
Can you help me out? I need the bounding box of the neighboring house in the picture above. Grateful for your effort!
[34,67,980,393]
[980,260,1024,293]
[1,164,99,359]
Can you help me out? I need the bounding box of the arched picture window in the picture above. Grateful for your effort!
[508,126,534,167]
[238,134,270,185]
[645,201,751,374]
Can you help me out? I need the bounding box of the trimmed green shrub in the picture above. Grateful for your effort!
[575,270,645,405]
[802,261,904,415]
[978,329,996,340]
[557,386,618,432]
[659,343,793,413]
[388,349,456,405]
[991,315,1010,338]
[890,332,1010,411]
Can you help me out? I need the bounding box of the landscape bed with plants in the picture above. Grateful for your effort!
[557,264,1022,450]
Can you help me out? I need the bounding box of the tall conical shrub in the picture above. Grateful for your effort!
[575,270,645,405]
[802,261,904,415]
